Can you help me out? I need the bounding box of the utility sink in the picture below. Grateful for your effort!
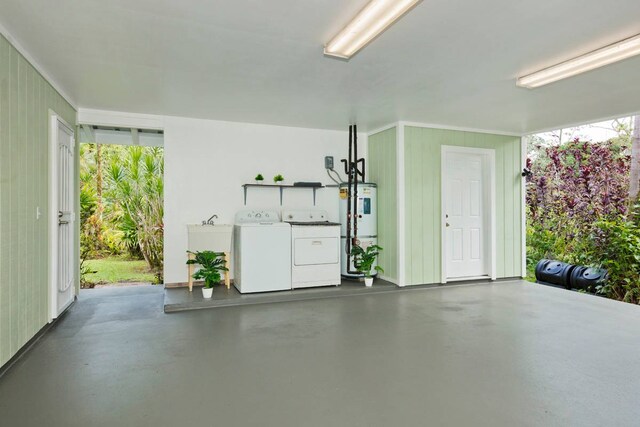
[187,224,233,252]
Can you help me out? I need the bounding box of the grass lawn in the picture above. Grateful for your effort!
[84,256,158,285]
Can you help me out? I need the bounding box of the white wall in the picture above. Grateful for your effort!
[163,115,365,284]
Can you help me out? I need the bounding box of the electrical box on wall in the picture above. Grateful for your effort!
[325,156,334,170]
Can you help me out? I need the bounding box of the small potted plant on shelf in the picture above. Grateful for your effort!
[351,244,384,287]
[186,250,228,299]
[273,174,284,184]
[255,174,264,184]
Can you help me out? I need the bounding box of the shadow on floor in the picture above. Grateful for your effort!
[164,278,405,312]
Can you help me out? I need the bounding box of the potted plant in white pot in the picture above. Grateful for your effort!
[255,173,264,184]
[273,174,285,184]
[186,250,228,298]
[351,244,384,287]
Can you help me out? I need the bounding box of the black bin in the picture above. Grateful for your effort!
[535,259,575,289]
[569,266,608,292]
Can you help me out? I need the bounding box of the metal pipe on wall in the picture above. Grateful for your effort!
[342,124,366,275]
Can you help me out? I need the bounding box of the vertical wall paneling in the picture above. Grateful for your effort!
[367,127,398,282]
[0,33,10,364]
[0,34,76,368]
[403,126,522,286]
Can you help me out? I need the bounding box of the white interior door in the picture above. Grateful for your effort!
[51,117,75,319]
[443,150,489,280]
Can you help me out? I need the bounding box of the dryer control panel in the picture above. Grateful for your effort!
[282,209,330,223]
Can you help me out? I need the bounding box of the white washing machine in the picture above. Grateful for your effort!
[234,209,291,293]
[283,209,341,289]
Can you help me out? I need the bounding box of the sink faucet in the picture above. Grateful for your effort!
[202,214,218,226]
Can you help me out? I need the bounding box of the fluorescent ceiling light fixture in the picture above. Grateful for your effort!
[517,33,640,88]
[324,0,422,59]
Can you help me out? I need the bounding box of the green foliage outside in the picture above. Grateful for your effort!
[526,121,640,304]
[80,143,164,286]
[586,213,640,303]
[83,256,159,286]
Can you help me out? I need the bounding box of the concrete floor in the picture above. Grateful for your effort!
[1,281,639,426]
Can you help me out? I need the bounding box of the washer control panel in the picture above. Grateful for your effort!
[234,209,281,224]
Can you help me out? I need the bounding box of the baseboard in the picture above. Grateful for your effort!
[402,276,523,287]
[165,280,234,289]
[446,275,492,283]
[378,275,399,285]
[164,281,191,288]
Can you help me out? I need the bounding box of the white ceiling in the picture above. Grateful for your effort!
[2,0,640,134]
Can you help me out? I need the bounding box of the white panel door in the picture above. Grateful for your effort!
[52,119,76,318]
[444,152,486,279]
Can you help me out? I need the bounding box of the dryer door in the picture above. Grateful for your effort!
[294,237,339,266]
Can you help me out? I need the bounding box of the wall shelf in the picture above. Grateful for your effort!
[242,184,324,206]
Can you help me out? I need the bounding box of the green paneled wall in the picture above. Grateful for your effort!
[367,127,398,281]
[404,126,522,285]
[0,34,76,367]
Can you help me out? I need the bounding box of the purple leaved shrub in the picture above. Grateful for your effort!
[527,138,640,304]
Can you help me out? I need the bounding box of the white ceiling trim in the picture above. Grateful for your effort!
[370,111,640,141]
[77,108,165,131]
[367,121,524,137]
[398,121,523,137]
[523,109,640,136]
[0,22,77,110]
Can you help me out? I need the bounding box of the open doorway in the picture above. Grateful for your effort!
[77,125,164,289]
[526,115,640,304]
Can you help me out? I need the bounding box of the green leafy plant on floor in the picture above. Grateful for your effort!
[350,244,384,277]
[186,251,228,288]
[588,212,640,303]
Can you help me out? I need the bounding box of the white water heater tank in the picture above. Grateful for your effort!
[339,183,378,278]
